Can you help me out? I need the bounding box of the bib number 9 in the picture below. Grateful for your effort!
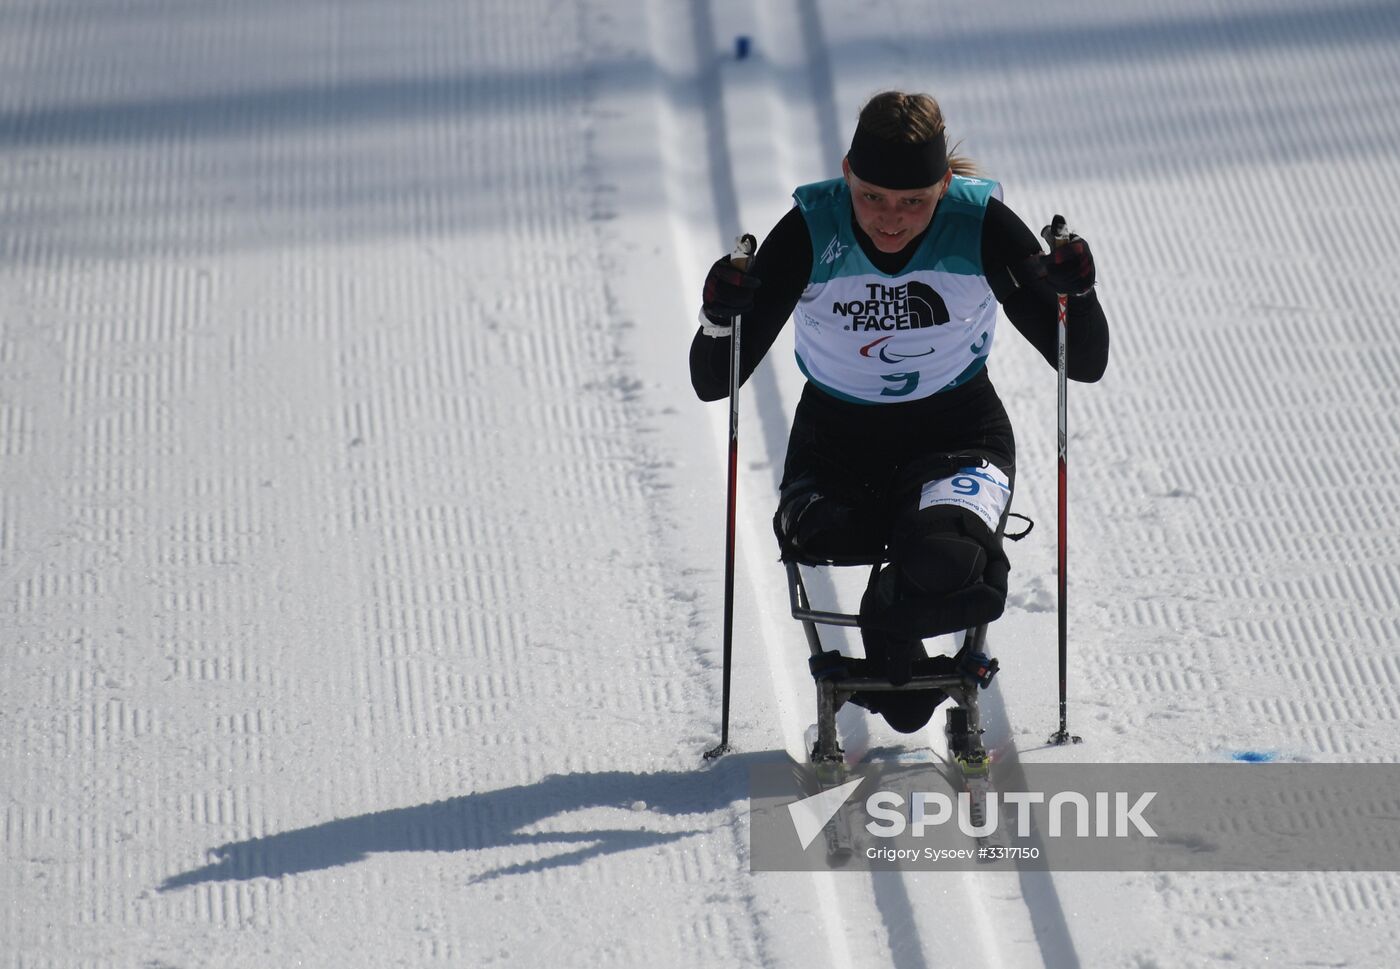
[919,464,1011,531]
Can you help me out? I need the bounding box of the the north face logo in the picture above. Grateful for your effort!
[834,281,950,331]
[906,281,950,328]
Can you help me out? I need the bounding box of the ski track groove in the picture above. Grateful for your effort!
[721,2,1088,967]
[661,1,1085,967]
[644,0,870,965]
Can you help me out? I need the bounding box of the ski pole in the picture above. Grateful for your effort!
[705,233,756,762]
[1044,215,1082,746]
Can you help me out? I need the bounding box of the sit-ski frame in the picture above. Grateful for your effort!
[785,560,990,773]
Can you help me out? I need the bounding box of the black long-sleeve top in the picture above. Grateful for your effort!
[689,195,1110,401]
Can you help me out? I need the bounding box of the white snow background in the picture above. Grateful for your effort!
[3,0,1400,966]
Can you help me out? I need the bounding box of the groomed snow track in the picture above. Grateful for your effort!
[5,0,1400,967]
[649,1,1081,965]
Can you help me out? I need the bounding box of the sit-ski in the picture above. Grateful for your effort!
[786,560,1001,861]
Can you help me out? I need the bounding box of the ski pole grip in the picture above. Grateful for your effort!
[1041,214,1070,250]
[1040,215,1079,299]
[730,233,756,272]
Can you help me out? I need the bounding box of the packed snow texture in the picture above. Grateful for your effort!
[3,0,1400,966]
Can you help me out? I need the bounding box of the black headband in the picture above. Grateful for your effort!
[846,125,949,190]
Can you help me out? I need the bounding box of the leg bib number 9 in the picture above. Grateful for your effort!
[918,462,1012,532]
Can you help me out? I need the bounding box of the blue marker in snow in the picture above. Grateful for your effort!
[735,36,751,60]
[1231,750,1277,763]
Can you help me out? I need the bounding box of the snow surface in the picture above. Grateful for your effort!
[3,0,1400,966]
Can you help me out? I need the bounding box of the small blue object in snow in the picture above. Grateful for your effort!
[1231,750,1277,763]
[735,36,751,60]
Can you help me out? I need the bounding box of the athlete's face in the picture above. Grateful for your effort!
[843,159,950,253]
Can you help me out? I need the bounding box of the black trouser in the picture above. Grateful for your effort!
[773,372,1016,732]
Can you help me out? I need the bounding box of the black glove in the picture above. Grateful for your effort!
[1038,215,1095,296]
[700,237,760,331]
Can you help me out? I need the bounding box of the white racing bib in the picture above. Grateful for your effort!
[918,462,1012,532]
[789,175,1002,404]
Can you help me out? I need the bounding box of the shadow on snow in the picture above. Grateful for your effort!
[158,750,790,891]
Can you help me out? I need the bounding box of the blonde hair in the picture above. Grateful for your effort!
[857,91,980,178]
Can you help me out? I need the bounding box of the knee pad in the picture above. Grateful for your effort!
[868,507,1010,639]
[774,477,884,565]
[901,532,990,599]
[898,506,1008,592]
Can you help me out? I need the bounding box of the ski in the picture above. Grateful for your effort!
[813,755,856,862]
[805,712,856,863]
[944,693,1010,860]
